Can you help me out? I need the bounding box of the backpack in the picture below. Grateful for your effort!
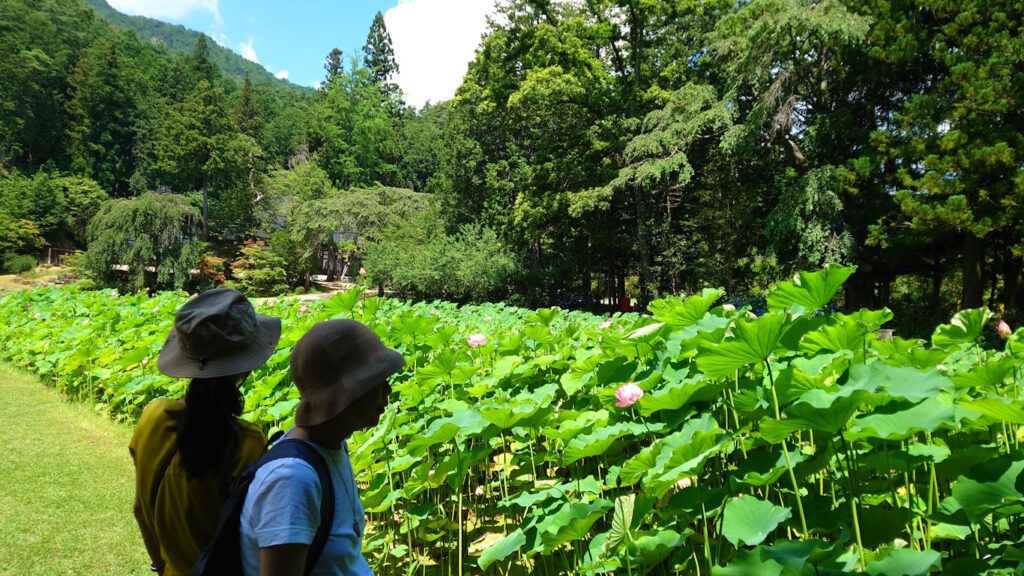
[188,438,336,576]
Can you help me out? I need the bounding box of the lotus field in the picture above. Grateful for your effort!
[3,266,1024,575]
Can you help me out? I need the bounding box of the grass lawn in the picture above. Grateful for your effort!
[0,363,149,575]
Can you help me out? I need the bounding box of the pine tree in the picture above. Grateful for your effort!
[362,12,402,109]
[189,34,217,86]
[233,72,263,139]
[323,48,344,86]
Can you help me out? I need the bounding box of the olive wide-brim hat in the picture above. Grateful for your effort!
[291,319,405,427]
[158,289,281,379]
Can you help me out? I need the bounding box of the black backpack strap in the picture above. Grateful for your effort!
[149,445,177,511]
[257,439,336,575]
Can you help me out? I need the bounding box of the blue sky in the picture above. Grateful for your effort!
[106,0,497,107]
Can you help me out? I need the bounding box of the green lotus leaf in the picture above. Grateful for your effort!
[865,548,941,576]
[961,397,1024,425]
[522,324,553,344]
[848,398,956,441]
[491,355,524,379]
[528,307,560,326]
[416,348,465,385]
[951,358,1014,391]
[563,422,640,465]
[932,308,994,349]
[716,548,785,576]
[642,433,728,497]
[619,414,720,485]
[950,456,1024,524]
[637,373,719,417]
[760,386,880,443]
[549,409,609,443]
[873,336,948,369]
[480,400,537,429]
[844,362,953,403]
[625,321,666,343]
[537,499,613,552]
[733,446,805,487]
[800,316,871,354]
[858,506,913,548]
[696,313,787,379]
[560,351,602,395]
[625,529,682,565]
[407,408,489,452]
[648,288,723,329]
[477,529,526,570]
[595,356,639,386]
[766,264,856,314]
[321,287,364,318]
[721,495,792,547]
[758,539,830,573]
[603,494,635,554]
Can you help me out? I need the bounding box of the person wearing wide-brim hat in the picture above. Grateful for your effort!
[130,289,281,576]
[239,319,404,576]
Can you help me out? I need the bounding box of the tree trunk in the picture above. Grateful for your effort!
[961,234,984,309]
[1004,251,1024,312]
[931,248,943,302]
[201,173,209,241]
[581,231,592,305]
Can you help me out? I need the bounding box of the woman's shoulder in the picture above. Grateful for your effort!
[136,397,181,429]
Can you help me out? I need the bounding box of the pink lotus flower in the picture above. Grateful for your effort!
[300,305,308,314]
[25,302,30,308]
[359,267,367,276]
[191,293,198,299]
[467,333,487,347]
[33,312,40,319]
[614,382,644,408]
[998,320,1012,339]
[268,300,276,308]
[110,290,118,297]
[153,306,159,313]
[600,319,612,329]
[141,359,148,367]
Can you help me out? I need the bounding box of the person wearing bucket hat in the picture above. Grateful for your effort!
[130,289,281,576]
[239,319,405,576]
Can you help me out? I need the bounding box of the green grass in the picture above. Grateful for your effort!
[0,363,149,575]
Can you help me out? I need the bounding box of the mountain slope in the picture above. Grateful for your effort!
[84,0,310,92]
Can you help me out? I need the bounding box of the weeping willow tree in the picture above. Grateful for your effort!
[83,192,203,290]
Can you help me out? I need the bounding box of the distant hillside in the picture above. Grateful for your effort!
[84,0,311,93]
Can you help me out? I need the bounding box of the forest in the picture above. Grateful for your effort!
[1,0,1022,337]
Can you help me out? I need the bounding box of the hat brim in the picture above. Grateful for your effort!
[157,314,282,379]
[294,346,405,427]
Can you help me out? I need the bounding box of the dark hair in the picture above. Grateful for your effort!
[166,376,244,479]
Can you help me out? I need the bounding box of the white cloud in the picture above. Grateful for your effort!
[384,0,498,109]
[107,0,220,22]
[275,70,290,80]
[239,39,258,63]
[210,32,230,47]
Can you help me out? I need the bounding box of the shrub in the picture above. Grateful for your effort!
[2,253,36,274]
[228,240,290,296]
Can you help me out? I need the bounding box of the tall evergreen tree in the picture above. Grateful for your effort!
[323,48,344,86]
[233,71,263,139]
[362,11,402,109]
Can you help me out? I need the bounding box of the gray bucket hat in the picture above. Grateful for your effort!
[157,289,281,379]
[291,319,405,427]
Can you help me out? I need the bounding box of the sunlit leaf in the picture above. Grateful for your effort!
[722,495,792,547]
[766,264,856,314]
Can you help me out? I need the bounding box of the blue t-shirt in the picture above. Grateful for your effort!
[240,437,372,576]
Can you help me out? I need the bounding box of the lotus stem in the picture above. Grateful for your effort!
[765,360,809,539]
